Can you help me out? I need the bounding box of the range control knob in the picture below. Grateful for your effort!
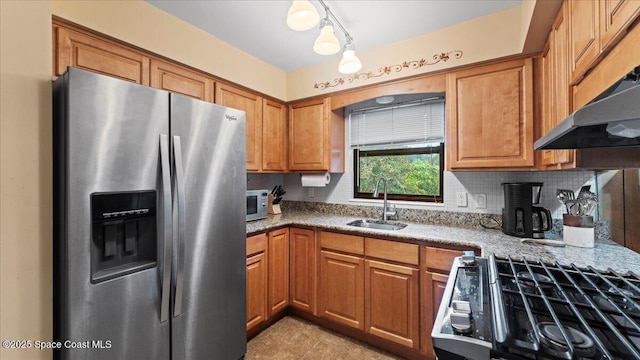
[450,313,472,333]
[450,300,472,334]
[460,251,476,266]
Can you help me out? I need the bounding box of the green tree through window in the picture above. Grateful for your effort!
[354,145,443,202]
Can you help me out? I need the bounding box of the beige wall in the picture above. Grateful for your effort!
[50,1,552,102]
[0,3,547,360]
[287,6,523,100]
[520,0,563,54]
[51,0,288,101]
[0,1,53,360]
[520,0,537,48]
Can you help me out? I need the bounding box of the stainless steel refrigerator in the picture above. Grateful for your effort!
[53,67,247,359]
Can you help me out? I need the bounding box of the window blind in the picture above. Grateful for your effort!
[349,99,445,149]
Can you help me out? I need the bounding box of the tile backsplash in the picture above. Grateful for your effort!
[257,170,597,220]
[248,116,596,221]
[246,173,285,193]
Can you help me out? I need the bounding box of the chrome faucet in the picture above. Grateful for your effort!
[373,177,398,221]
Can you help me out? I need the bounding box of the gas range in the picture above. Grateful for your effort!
[432,253,640,359]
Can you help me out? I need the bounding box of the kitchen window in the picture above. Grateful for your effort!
[349,96,445,202]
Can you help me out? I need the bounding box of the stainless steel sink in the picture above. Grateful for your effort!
[346,219,407,231]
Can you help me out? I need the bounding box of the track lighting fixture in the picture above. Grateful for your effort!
[286,0,319,31]
[286,0,363,74]
[313,18,340,55]
[338,39,362,74]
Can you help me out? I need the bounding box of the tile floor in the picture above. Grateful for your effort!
[245,316,404,360]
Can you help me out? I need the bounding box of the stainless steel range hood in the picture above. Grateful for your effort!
[535,69,640,150]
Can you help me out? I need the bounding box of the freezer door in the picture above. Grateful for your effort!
[170,94,247,360]
[53,68,171,360]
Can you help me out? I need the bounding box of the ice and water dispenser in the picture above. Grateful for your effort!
[90,191,157,283]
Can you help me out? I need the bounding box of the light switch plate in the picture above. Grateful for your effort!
[308,188,315,198]
[456,192,468,207]
[476,194,487,209]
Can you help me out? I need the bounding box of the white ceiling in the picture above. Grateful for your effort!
[146,0,522,72]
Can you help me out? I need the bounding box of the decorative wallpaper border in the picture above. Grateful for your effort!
[314,50,464,90]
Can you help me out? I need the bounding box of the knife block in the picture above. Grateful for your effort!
[267,194,281,215]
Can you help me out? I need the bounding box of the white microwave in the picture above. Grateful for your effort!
[246,189,268,222]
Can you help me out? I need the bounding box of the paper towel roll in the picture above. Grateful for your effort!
[301,173,331,187]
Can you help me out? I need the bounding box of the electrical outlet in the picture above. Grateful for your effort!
[476,194,487,209]
[308,188,315,198]
[456,192,468,207]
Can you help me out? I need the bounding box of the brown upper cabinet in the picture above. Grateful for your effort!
[539,43,554,167]
[54,25,150,85]
[446,58,534,170]
[151,59,214,102]
[54,21,288,174]
[288,98,344,172]
[216,84,287,173]
[261,99,288,172]
[540,3,574,169]
[55,7,639,174]
[568,0,601,84]
[536,1,640,170]
[216,83,264,171]
[572,19,640,110]
[599,0,640,51]
[568,0,639,84]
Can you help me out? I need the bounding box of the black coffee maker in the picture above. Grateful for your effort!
[502,182,552,238]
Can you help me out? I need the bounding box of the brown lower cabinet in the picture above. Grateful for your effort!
[267,228,289,316]
[289,228,317,314]
[319,250,365,330]
[245,228,289,335]
[246,233,267,332]
[364,238,420,350]
[421,270,448,357]
[365,259,419,349]
[420,246,467,357]
[249,228,476,360]
[318,232,365,330]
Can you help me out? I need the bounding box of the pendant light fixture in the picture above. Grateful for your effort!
[313,18,340,55]
[287,0,363,73]
[338,39,362,74]
[286,0,319,31]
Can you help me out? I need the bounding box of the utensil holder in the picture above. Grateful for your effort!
[562,214,594,248]
[267,194,281,215]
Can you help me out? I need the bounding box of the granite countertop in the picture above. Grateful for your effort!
[246,211,640,274]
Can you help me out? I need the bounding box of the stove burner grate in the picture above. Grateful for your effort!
[533,322,597,358]
[517,271,552,286]
[516,271,555,292]
[493,255,640,359]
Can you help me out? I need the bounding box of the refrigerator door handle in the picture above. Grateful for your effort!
[172,135,186,317]
[159,134,173,323]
